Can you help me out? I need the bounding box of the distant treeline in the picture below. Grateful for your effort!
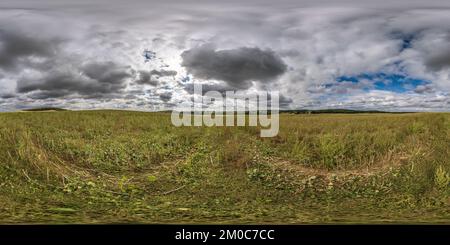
[22,107,68,112]
[166,109,410,114]
[280,109,399,114]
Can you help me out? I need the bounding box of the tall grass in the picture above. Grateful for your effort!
[0,111,448,223]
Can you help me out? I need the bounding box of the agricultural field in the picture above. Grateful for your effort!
[0,111,449,223]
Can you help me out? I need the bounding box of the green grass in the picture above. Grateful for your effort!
[0,111,449,223]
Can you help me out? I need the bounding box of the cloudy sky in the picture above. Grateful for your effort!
[0,0,449,111]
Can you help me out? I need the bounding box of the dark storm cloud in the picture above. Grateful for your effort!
[17,61,133,99]
[1,23,134,100]
[82,61,133,85]
[183,81,293,108]
[181,45,287,89]
[0,28,60,71]
[0,93,15,99]
[18,73,81,94]
[150,69,177,77]
[158,91,172,102]
[425,48,450,71]
[265,93,293,108]
[27,90,72,100]
[135,70,159,86]
[134,69,177,86]
[183,82,236,95]
[279,94,293,107]
[414,84,434,94]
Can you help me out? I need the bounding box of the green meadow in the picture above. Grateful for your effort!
[0,111,449,223]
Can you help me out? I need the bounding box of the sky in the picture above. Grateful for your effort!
[0,0,449,111]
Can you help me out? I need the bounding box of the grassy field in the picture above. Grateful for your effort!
[0,111,449,223]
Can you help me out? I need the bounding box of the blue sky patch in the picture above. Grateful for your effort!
[335,73,429,93]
